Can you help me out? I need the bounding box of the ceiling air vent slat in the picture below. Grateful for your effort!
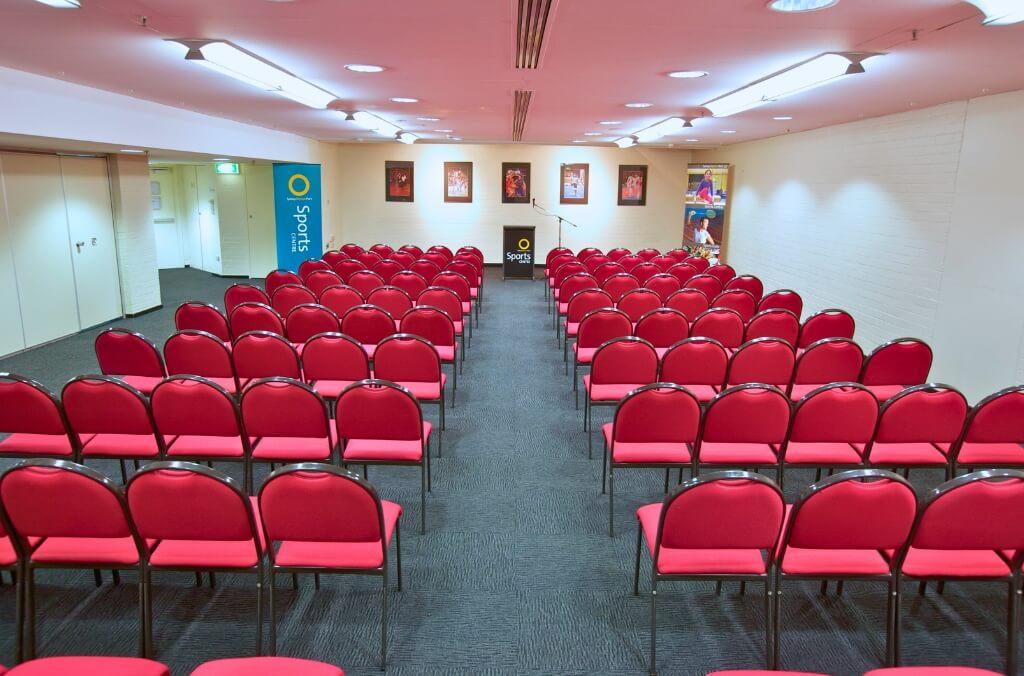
[512,90,532,142]
[515,0,553,69]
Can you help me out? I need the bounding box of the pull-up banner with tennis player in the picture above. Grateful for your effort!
[503,225,535,280]
[273,163,323,272]
[684,163,729,255]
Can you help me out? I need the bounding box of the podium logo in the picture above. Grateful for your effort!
[288,174,311,197]
[517,238,530,251]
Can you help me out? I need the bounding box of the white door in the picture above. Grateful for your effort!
[1,152,80,347]
[0,157,27,356]
[150,167,184,268]
[196,164,221,274]
[60,156,123,328]
[215,172,249,276]
[177,166,203,269]
[244,165,276,278]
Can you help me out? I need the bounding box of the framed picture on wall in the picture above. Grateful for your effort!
[444,161,473,203]
[560,163,589,205]
[385,161,414,202]
[618,164,648,206]
[501,162,531,204]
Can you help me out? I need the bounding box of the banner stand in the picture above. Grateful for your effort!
[502,226,535,280]
[272,163,323,272]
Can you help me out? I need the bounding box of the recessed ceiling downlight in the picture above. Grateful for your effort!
[667,70,708,79]
[767,0,839,12]
[345,64,385,73]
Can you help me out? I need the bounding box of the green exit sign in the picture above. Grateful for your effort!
[215,162,240,174]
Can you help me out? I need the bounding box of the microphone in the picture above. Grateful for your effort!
[531,198,536,207]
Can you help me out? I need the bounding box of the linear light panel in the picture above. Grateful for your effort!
[965,0,1024,24]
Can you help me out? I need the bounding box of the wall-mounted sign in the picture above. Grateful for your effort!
[215,162,240,174]
[272,163,323,272]
[503,225,535,280]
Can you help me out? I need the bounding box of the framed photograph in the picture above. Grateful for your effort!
[618,164,648,206]
[444,161,473,203]
[501,162,531,204]
[560,163,589,205]
[385,161,414,202]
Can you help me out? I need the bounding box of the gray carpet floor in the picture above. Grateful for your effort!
[0,267,1015,675]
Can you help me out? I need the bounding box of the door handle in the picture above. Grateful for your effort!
[75,241,85,253]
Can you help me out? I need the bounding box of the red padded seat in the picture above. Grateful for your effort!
[638,503,768,575]
[274,500,401,570]
[5,657,169,676]
[189,657,343,676]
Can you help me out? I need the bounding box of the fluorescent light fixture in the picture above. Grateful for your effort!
[634,117,686,143]
[625,102,652,108]
[179,40,336,109]
[767,0,839,12]
[120,149,145,154]
[965,0,1024,24]
[599,120,622,125]
[390,97,418,103]
[583,132,602,136]
[434,128,453,133]
[345,64,384,73]
[351,110,401,137]
[449,137,463,141]
[418,117,440,121]
[33,0,81,7]
[396,132,417,144]
[703,52,879,118]
[684,139,701,142]
[721,130,737,134]
[572,140,586,143]
[614,136,638,148]
[773,116,793,120]
[668,70,708,79]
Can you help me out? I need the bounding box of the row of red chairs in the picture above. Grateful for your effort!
[553,264,771,308]
[0,459,396,668]
[636,468,1024,674]
[0,374,435,525]
[712,669,1002,676]
[0,655,344,675]
[600,379,1024,532]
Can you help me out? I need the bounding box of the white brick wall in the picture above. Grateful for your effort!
[108,154,162,314]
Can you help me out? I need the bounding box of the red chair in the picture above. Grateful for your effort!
[399,244,423,258]
[859,338,933,401]
[409,259,441,282]
[706,672,824,676]
[725,338,795,388]
[603,384,700,535]
[899,470,1024,673]
[62,376,164,478]
[0,459,145,660]
[265,270,302,297]
[336,380,432,532]
[712,289,758,322]
[391,250,416,268]
[788,337,864,400]
[94,328,167,395]
[231,331,301,381]
[583,337,659,457]
[630,262,661,286]
[606,247,630,261]
[683,255,710,272]
[617,288,661,325]
[420,252,447,269]
[667,262,699,286]
[950,385,1024,473]
[298,259,331,279]
[372,259,404,284]
[562,288,614,361]
[583,254,611,274]
[347,270,386,298]
[636,247,660,261]
[634,309,689,357]
[601,273,641,303]
[649,255,677,273]
[356,251,383,269]
[241,378,334,487]
[725,274,764,300]
[332,259,367,282]
[341,305,395,359]
[270,284,316,317]
[691,307,745,349]
[419,287,467,350]
[665,288,710,320]
[257,464,400,668]
[745,309,800,345]
[644,273,682,302]
[634,471,785,673]
[445,259,480,303]
[617,254,643,272]
[577,247,602,261]
[303,270,343,297]
[695,384,790,473]
[4,656,169,675]
[432,271,474,336]
[685,273,724,299]
[340,243,364,257]
[401,307,460,401]
[301,332,371,400]
[593,262,626,285]
[369,243,394,258]
[318,285,364,318]
[555,273,598,336]
[659,337,729,402]
[665,248,689,262]
[229,302,284,339]
[285,304,340,347]
[798,308,855,349]
[774,469,917,669]
[864,669,1002,675]
[151,376,250,490]
[778,383,878,488]
[373,334,447,433]
[224,284,270,314]
[427,245,452,260]
[390,271,428,301]
[0,374,78,461]
[457,245,483,260]
[571,308,633,401]
[861,384,967,477]
[759,289,803,317]
[126,462,264,657]
[164,330,240,393]
[706,263,737,285]
[321,250,349,268]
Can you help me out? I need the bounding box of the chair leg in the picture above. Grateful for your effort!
[136,566,145,658]
[209,572,216,589]
[395,522,403,592]
[255,565,264,656]
[440,395,446,431]
[609,464,615,537]
[14,565,24,664]
[292,574,299,590]
[649,576,658,676]
[601,442,608,494]
[112,569,120,586]
[94,569,103,587]
[773,577,783,670]
[894,576,903,666]
[120,459,128,483]
[764,574,774,669]
[633,523,642,596]
[25,566,35,660]
[1009,574,1020,676]
[420,462,427,534]
[886,577,897,667]
[381,564,389,670]
[314,573,320,590]
[268,570,277,656]
[144,567,154,658]
[663,469,669,494]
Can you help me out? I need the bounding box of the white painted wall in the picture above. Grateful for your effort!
[695,90,1024,401]
[244,165,277,278]
[108,154,161,315]
[329,144,692,262]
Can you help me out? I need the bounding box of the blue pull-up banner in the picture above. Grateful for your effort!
[272,163,322,272]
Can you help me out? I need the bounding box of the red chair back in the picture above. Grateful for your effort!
[725,275,764,300]
[400,307,456,348]
[909,470,1024,552]
[271,284,317,317]
[366,287,413,320]
[432,271,472,305]
[558,272,599,301]
[546,253,576,276]
[164,330,236,381]
[725,337,795,387]
[347,270,386,298]
[566,289,614,324]
[611,384,701,444]
[644,273,681,302]
[332,259,367,282]
[551,262,586,290]
[617,255,643,271]
[635,248,660,261]
[605,247,630,261]
[630,262,661,285]
[745,308,800,345]
[427,245,453,260]
[601,273,641,303]
[340,243,365,257]
[634,309,689,348]
[683,256,710,272]
[868,384,967,448]
[318,285,364,318]
[420,252,448,269]
[649,255,677,273]
[241,378,331,441]
[409,259,442,280]
[151,376,243,439]
[960,386,1024,444]
[798,309,855,349]
[691,308,745,348]
[285,304,341,344]
[374,335,442,384]
[792,337,864,385]
[369,244,394,258]
[371,259,404,283]
[418,288,463,326]
[301,333,371,383]
[712,289,757,322]
[582,254,610,274]
[265,270,302,297]
[398,244,423,258]
[336,380,423,442]
[684,273,724,299]
[577,247,602,261]
[303,270,343,297]
[593,262,626,285]
[665,248,689,262]
[700,384,791,444]
[705,263,736,285]
[666,263,699,286]
[660,337,728,387]
[356,251,384,268]
[0,374,71,440]
[860,338,932,386]
[590,337,659,386]
[576,308,633,349]
[341,305,396,347]
[787,383,878,444]
[445,260,480,288]
[229,302,284,338]
[224,284,270,314]
[616,288,661,323]
[62,376,158,438]
[321,250,349,267]
[391,251,417,268]
[390,271,429,300]
[298,259,331,279]
[95,328,166,378]
[231,332,301,380]
[665,288,709,320]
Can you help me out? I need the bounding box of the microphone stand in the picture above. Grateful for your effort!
[532,198,580,247]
